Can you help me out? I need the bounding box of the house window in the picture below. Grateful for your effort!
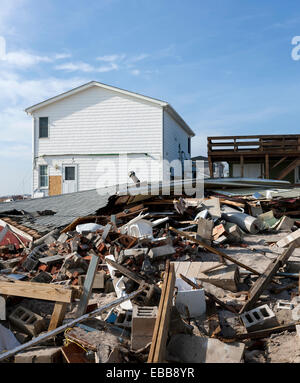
[188,137,191,155]
[39,165,48,188]
[39,117,48,138]
[65,166,75,180]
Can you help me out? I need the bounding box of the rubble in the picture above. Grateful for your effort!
[0,179,299,364]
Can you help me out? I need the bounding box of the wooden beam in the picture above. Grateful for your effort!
[239,243,296,314]
[48,302,68,331]
[0,280,75,303]
[76,251,100,317]
[272,156,287,169]
[208,157,214,178]
[148,262,175,363]
[169,227,261,276]
[265,154,269,179]
[277,158,300,180]
[240,155,244,178]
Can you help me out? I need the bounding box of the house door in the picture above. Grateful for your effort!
[62,164,78,194]
[295,166,300,183]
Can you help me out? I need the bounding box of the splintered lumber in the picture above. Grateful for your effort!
[219,199,245,208]
[0,288,146,362]
[0,280,76,303]
[148,262,175,363]
[76,251,100,317]
[105,257,145,284]
[48,302,68,331]
[170,227,261,276]
[239,243,296,314]
[179,273,238,314]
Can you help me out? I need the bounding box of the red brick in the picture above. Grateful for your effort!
[97,243,106,254]
[38,264,49,272]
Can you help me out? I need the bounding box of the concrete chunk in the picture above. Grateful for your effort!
[275,216,294,232]
[0,296,6,320]
[131,305,157,350]
[148,245,176,259]
[166,334,245,363]
[197,217,214,245]
[15,346,62,363]
[196,264,240,292]
[241,304,278,332]
[78,270,107,289]
[9,306,46,337]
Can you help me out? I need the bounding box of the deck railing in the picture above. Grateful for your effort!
[208,134,300,154]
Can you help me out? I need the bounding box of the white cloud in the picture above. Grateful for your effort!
[55,53,72,60]
[55,61,95,72]
[2,50,52,68]
[130,69,140,76]
[55,61,119,73]
[126,53,149,63]
[0,49,74,69]
[97,54,125,62]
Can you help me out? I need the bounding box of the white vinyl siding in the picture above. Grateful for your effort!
[163,110,192,179]
[33,86,162,156]
[33,154,162,195]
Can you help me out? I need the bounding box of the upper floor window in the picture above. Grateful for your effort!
[188,137,191,155]
[39,117,48,138]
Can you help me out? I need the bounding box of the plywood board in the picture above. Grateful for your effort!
[49,176,62,196]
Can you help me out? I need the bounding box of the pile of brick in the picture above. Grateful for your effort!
[0,192,300,364]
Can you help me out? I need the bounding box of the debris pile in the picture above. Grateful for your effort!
[0,183,300,363]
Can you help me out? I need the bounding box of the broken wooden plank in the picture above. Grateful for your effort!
[76,251,100,317]
[0,280,75,303]
[105,257,145,285]
[170,227,261,276]
[239,243,296,314]
[148,262,175,363]
[48,302,68,331]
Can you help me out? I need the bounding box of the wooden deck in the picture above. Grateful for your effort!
[207,134,300,179]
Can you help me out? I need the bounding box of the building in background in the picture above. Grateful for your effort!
[26,81,195,197]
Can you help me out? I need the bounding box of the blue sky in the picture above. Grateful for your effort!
[1,0,300,196]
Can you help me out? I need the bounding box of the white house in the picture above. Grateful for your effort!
[25,81,195,197]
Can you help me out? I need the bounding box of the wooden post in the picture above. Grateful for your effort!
[75,251,100,317]
[208,157,214,178]
[240,155,244,178]
[148,262,175,363]
[265,154,269,179]
[48,302,68,331]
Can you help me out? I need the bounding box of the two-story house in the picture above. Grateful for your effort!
[25,81,195,197]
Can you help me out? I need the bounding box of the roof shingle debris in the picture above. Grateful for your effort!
[0,178,300,364]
